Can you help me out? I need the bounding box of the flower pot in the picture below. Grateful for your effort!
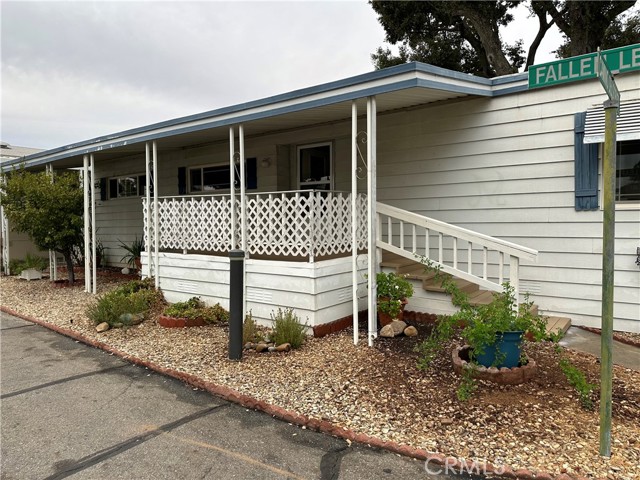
[473,331,524,369]
[377,298,408,327]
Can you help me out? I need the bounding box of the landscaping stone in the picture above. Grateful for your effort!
[389,320,407,336]
[96,322,109,333]
[403,325,418,337]
[275,343,291,352]
[379,324,395,338]
[255,344,269,353]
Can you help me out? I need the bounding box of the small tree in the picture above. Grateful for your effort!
[0,168,84,284]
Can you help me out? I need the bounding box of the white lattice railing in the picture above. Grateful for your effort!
[144,191,367,260]
[377,203,538,297]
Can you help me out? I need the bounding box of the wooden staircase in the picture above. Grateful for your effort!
[381,251,571,337]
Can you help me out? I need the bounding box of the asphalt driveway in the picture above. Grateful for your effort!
[0,312,468,480]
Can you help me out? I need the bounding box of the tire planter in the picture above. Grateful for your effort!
[473,331,524,369]
[453,345,537,385]
[158,315,208,328]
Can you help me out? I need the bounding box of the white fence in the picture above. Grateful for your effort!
[143,190,367,261]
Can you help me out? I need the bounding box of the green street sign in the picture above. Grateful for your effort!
[529,43,640,89]
[596,51,620,103]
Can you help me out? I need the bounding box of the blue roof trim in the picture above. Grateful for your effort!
[13,62,529,167]
[490,72,528,85]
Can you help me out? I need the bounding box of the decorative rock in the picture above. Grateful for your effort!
[275,343,291,352]
[96,322,110,333]
[120,313,144,325]
[389,320,407,336]
[121,267,130,275]
[379,324,395,338]
[268,346,276,352]
[403,325,418,337]
[244,342,255,350]
[255,344,269,353]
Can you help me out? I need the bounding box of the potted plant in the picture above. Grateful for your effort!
[375,272,414,326]
[118,237,144,270]
[457,284,547,368]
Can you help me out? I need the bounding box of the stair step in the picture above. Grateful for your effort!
[381,250,569,333]
[544,316,572,336]
[468,290,494,305]
[423,276,479,294]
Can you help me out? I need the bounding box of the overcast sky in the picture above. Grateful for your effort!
[1,0,566,150]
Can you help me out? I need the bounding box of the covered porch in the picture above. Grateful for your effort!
[5,62,538,344]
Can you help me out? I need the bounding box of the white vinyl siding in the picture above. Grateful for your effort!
[375,74,639,332]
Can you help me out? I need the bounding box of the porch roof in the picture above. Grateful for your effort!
[6,62,528,170]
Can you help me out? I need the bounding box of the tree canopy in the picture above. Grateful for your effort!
[370,1,639,77]
[0,168,84,284]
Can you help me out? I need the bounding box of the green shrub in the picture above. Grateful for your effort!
[10,253,48,275]
[87,290,151,326]
[86,279,162,326]
[243,311,264,344]
[559,357,596,410]
[115,278,156,296]
[163,297,229,325]
[270,308,307,349]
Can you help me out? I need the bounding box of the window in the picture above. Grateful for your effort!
[298,143,332,191]
[108,174,146,199]
[189,164,235,192]
[615,140,640,203]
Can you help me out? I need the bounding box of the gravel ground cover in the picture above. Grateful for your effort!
[1,274,638,479]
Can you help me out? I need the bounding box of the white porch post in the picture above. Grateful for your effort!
[90,154,96,293]
[153,141,159,289]
[239,124,247,253]
[229,127,236,249]
[0,174,10,275]
[83,155,90,292]
[145,142,151,278]
[239,124,247,319]
[366,96,377,346]
[351,100,359,345]
[46,164,57,281]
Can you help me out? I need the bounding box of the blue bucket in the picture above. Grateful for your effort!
[474,331,524,368]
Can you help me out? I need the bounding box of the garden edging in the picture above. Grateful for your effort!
[0,305,601,480]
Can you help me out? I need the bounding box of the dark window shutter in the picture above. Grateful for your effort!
[109,178,118,199]
[178,167,186,195]
[99,178,107,201]
[575,112,599,211]
[247,158,257,189]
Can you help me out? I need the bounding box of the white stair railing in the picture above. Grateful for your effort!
[377,203,537,299]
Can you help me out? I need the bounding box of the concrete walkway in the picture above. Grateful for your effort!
[560,327,640,371]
